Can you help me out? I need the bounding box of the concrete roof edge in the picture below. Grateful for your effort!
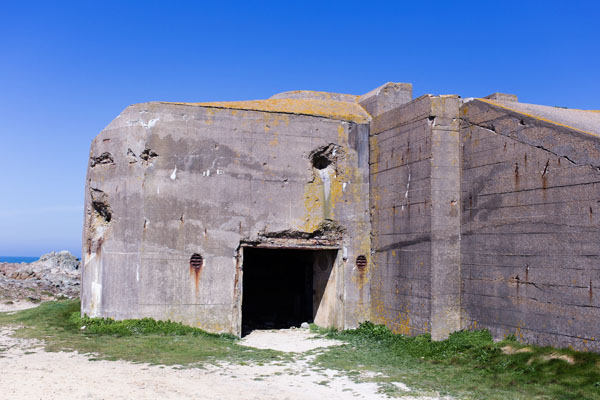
[471,98,600,140]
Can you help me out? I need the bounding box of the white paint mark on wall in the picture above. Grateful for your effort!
[157,187,160,194]
[136,263,140,282]
[216,169,224,175]
[88,249,103,318]
[90,281,102,317]
[401,166,411,211]
[319,168,331,202]
[342,182,347,191]
[128,118,160,129]
[203,169,211,177]
[84,252,96,266]
[170,167,177,180]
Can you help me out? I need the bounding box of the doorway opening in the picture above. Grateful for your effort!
[241,247,336,336]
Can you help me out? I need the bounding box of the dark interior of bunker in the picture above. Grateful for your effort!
[241,247,335,336]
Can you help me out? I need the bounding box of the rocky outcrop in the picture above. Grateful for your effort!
[0,251,80,302]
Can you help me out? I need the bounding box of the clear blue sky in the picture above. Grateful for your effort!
[1,1,599,257]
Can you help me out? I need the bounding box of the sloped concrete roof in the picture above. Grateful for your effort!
[164,97,370,124]
[478,98,600,139]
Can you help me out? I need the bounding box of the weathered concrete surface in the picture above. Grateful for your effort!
[369,95,434,336]
[82,98,371,335]
[368,94,461,339]
[359,82,412,117]
[429,97,461,341]
[460,98,600,351]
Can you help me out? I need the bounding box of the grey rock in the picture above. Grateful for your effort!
[0,251,81,301]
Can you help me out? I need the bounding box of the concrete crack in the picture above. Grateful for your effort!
[463,119,600,172]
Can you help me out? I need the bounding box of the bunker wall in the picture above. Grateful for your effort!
[81,102,371,335]
[460,100,600,351]
[369,95,461,338]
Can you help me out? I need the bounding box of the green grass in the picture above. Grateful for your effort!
[3,301,600,399]
[312,321,600,400]
[0,300,287,366]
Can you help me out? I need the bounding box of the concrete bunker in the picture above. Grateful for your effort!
[83,81,600,351]
[240,246,337,335]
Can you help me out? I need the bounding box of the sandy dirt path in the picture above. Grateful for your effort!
[0,300,39,312]
[0,325,447,399]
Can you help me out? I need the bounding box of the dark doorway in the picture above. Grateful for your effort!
[241,247,335,336]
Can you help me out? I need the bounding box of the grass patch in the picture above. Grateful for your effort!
[4,302,599,399]
[312,321,600,399]
[0,300,288,366]
[72,313,236,338]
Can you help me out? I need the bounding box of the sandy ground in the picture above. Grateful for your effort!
[0,311,449,399]
[0,300,39,312]
[240,328,345,352]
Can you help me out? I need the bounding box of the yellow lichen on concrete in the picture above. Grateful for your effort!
[351,230,371,290]
[167,98,370,124]
[268,131,279,146]
[261,111,288,129]
[301,173,324,233]
[430,95,458,117]
[271,90,360,103]
[204,108,215,125]
[394,311,412,336]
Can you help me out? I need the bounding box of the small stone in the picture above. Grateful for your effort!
[300,322,309,329]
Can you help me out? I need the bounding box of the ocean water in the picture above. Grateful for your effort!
[0,256,39,263]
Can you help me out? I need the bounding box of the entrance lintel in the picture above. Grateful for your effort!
[239,238,341,251]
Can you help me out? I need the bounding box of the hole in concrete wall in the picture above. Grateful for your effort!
[92,201,112,223]
[140,148,159,164]
[312,154,332,169]
[356,255,367,269]
[241,247,336,336]
[309,144,341,170]
[190,253,204,269]
[90,152,114,167]
[90,188,112,223]
[127,148,138,164]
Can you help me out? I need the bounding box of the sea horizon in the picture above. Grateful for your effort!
[0,256,40,263]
